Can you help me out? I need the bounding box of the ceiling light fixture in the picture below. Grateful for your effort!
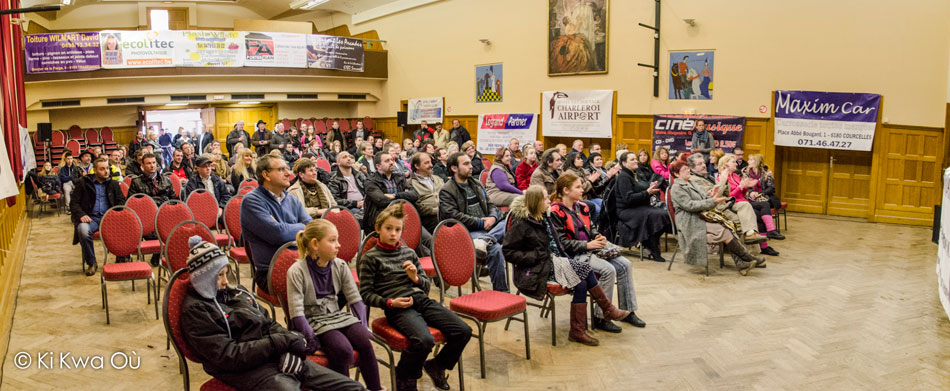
[289,0,329,10]
[238,101,261,105]
[62,0,72,5]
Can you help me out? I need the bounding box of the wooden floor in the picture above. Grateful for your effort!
[2,212,949,390]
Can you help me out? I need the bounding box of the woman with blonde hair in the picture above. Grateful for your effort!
[717,153,782,256]
[229,148,257,190]
[743,153,781,210]
[286,219,382,390]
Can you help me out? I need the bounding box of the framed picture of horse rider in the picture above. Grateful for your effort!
[548,0,608,76]
[669,50,715,100]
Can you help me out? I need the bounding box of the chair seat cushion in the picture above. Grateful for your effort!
[418,256,436,276]
[199,378,236,391]
[140,240,161,254]
[780,201,788,209]
[450,290,527,320]
[102,262,153,280]
[256,287,277,305]
[308,350,359,368]
[229,247,248,263]
[214,233,230,246]
[372,317,443,351]
[546,282,569,295]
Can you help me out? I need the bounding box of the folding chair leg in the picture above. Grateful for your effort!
[522,311,531,360]
[152,277,159,320]
[667,248,679,271]
[477,321,486,378]
[457,348,465,391]
[131,280,135,292]
[103,281,110,325]
[550,294,557,346]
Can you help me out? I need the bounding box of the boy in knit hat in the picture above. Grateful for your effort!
[359,204,472,391]
[179,236,364,391]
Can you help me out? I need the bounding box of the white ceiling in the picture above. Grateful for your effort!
[22,0,402,20]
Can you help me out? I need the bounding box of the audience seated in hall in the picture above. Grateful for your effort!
[515,146,538,191]
[129,153,178,205]
[432,148,449,181]
[58,152,83,207]
[362,150,419,233]
[358,204,472,391]
[230,148,258,191]
[164,149,193,185]
[327,151,366,220]
[668,160,766,275]
[561,150,601,217]
[717,153,783,256]
[461,141,483,178]
[408,151,445,234]
[287,158,336,219]
[530,148,562,195]
[685,154,768,246]
[743,153,783,210]
[70,158,127,276]
[614,151,671,262]
[241,154,312,293]
[438,152,509,292]
[179,236,363,391]
[486,147,523,207]
[286,220,382,391]
[651,146,671,181]
[503,185,630,346]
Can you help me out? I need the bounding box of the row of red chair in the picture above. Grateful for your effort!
[280,116,376,135]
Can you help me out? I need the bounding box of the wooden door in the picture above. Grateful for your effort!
[779,147,829,214]
[827,150,873,217]
[214,107,275,147]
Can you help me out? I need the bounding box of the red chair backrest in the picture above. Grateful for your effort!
[163,269,200,363]
[267,242,299,325]
[167,173,182,199]
[101,206,143,258]
[315,158,331,172]
[51,130,65,147]
[321,207,360,262]
[665,177,678,234]
[156,200,194,243]
[119,182,130,198]
[239,179,258,189]
[339,118,351,132]
[238,185,255,195]
[281,119,292,130]
[355,232,379,273]
[295,118,304,130]
[65,139,80,157]
[100,127,114,142]
[84,129,100,143]
[122,176,133,186]
[68,125,83,140]
[186,190,218,230]
[391,200,421,250]
[314,120,327,134]
[363,116,374,130]
[431,220,476,288]
[125,194,158,237]
[223,195,244,244]
[165,220,214,273]
[350,119,358,130]
[301,119,312,130]
[479,170,489,186]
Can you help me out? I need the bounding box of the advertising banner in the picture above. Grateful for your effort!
[476,113,537,154]
[175,31,244,67]
[244,32,307,68]
[306,34,364,72]
[773,90,881,151]
[0,130,19,199]
[100,30,175,68]
[25,32,101,74]
[408,97,444,124]
[541,89,613,138]
[652,114,746,154]
[939,168,950,321]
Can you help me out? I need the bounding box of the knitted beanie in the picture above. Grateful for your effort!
[186,235,229,299]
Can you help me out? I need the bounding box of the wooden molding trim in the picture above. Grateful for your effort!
[0,191,30,365]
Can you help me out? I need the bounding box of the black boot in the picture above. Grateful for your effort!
[643,235,666,262]
[622,312,646,328]
[395,377,418,391]
[591,316,622,333]
[760,246,780,256]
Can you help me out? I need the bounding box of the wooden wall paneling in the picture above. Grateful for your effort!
[372,117,401,143]
[871,124,944,225]
[615,115,653,159]
[779,147,829,214]
[214,106,275,148]
[827,150,873,218]
[0,187,28,365]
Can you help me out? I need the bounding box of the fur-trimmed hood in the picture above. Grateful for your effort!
[508,194,531,220]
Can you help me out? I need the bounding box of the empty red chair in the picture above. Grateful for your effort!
[432,219,529,378]
[65,139,80,157]
[99,206,158,324]
[155,200,194,286]
[339,118,351,132]
[125,194,161,257]
[163,269,238,391]
[314,120,327,134]
[479,171,489,186]
[100,127,118,150]
[85,128,101,149]
[315,158,331,173]
[186,190,229,245]
[362,116,374,130]
[123,176,133,187]
[68,125,84,144]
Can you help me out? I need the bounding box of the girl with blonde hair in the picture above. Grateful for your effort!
[287,219,382,390]
[230,148,257,189]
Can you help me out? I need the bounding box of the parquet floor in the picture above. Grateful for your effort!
[2,212,949,390]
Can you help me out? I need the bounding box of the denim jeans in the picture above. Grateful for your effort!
[469,216,509,292]
[77,216,102,266]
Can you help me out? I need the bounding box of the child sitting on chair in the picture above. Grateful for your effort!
[287,219,383,391]
[179,236,365,391]
[358,204,472,391]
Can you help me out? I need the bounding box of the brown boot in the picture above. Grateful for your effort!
[568,303,599,346]
[588,285,631,321]
[725,239,761,275]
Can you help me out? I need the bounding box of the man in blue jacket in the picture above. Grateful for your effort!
[241,154,312,292]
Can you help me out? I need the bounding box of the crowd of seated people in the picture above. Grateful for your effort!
[57,118,794,390]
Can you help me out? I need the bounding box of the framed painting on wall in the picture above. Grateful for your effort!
[475,63,503,103]
[669,50,714,100]
[548,0,608,76]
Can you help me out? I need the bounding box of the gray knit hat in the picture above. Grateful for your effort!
[186,236,229,299]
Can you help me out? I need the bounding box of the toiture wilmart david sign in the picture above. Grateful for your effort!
[773,90,881,151]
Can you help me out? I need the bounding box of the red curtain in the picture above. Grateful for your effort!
[1,0,25,205]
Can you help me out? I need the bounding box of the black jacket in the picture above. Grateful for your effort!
[432,161,448,181]
[549,201,598,258]
[69,174,126,244]
[129,172,179,205]
[327,169,366,209]
[185,174,232,209]
[502,197,553,301]
[449,125,471,146]
[438,176,498,232]
[615,167,651,210]
[164,161,194,181]
[125,161,143,178]
[362,171,418,232]
[470,152,485,178]
[180,286,299,384]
